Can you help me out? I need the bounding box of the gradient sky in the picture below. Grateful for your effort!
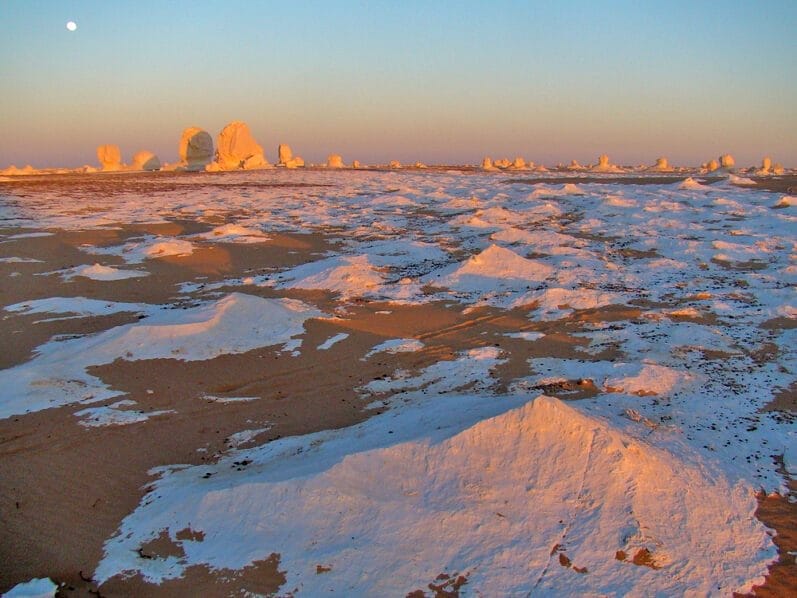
[1,0,795,168]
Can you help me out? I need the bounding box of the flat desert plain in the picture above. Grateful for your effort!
[0,169,795,596]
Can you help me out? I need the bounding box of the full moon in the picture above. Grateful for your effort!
[66,21,77,32]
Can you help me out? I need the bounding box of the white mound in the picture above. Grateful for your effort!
[775,195,796,208]
[529,183,585,198]
[514,286,622,319]
[427,244,553,292]
[0,293,323,419]
[66,263,149,281]
[95,395,772,595]
[590,153,623,173]
[85,237,195,264]
[198,223,269,243]
[209,121,269,171]
[678,177,709,190]
[277,255,385,298]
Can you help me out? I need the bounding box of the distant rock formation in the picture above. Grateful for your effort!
[719,154,735,169]
[352,160,362,169]
[326,154,344,168]
[278,144,293,165]
[131,150,161,171]
[649,157,673,172]
[482,157,497,171]
[0,164,36,176]
[755,156,772,175]
[511,157,527,169]
[494,158,511,169]
[772,163,785,175]
[285,156,304,169]
[210,121,269,171]
[567,159,585,171]
[389,160,402,169]
[96,144,122,171]
[413,161,427,168]
[178,127,214,171]
[703,158,720,173]
[591,154,623,173]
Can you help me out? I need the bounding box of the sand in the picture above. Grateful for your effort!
[0,170,794,595]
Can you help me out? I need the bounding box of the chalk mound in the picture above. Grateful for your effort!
[511,156,527,169]
[591,153,623,173]
[0,293,324,419]
[210,121,269,171]
[720,153,735,169]
[678,177,709,190]
[178,127,214,171]
[567,159,585,171]
[428,244,553,292]
[96,144,122,171]
[326,154,344,168]
[389,160,402,169]
[95,395,772,595]
[131,150,160,171]
[277,254,385,298]
[482,157,497,171]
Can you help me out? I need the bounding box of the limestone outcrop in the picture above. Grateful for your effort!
[482,157,497,171]
[97,144,122,171]
[278,144,293,165]
[131,150,161,171]
[649,157,673,172]
[178,127,214,171]
[326,154,344,168]
[210,121,269,171]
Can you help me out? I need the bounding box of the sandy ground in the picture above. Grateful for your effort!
[0,173,794,595]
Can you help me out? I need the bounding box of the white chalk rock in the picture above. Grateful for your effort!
[772,163,785,175]
[278,144,293,165]
[650,157,673,172]
[131,150,161,171]
[720,154,735,169]
[0,164,37,176]
[592,154,623,173]
[482,157,497,171]
[413,161,427,169]
[178,127,214,171]
[567,159,585,171]
[97,144,122,171]
[327,154,344,168]
[389,160,402,169]
[213,121,269,171]
[351,160,362,169]
[704,159,720,173]
[285,156,304,169]
[754,156,773,176]
[494,158,511,169]
[511,157,527,169]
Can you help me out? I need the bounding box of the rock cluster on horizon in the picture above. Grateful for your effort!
[326,154,345,168]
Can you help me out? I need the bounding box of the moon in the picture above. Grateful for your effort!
[66,21,77,32]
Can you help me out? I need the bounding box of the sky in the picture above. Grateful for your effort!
[1,0,795,168]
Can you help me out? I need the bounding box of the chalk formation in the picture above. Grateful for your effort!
[178,127,214,171]
[131,150,161,172]
[327,154,345,168]
[97,144,122,171]
[208,121,269,171]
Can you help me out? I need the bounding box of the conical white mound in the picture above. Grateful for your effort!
[95,395,772,595]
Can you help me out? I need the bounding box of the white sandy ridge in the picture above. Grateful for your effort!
[95,394,773,595]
